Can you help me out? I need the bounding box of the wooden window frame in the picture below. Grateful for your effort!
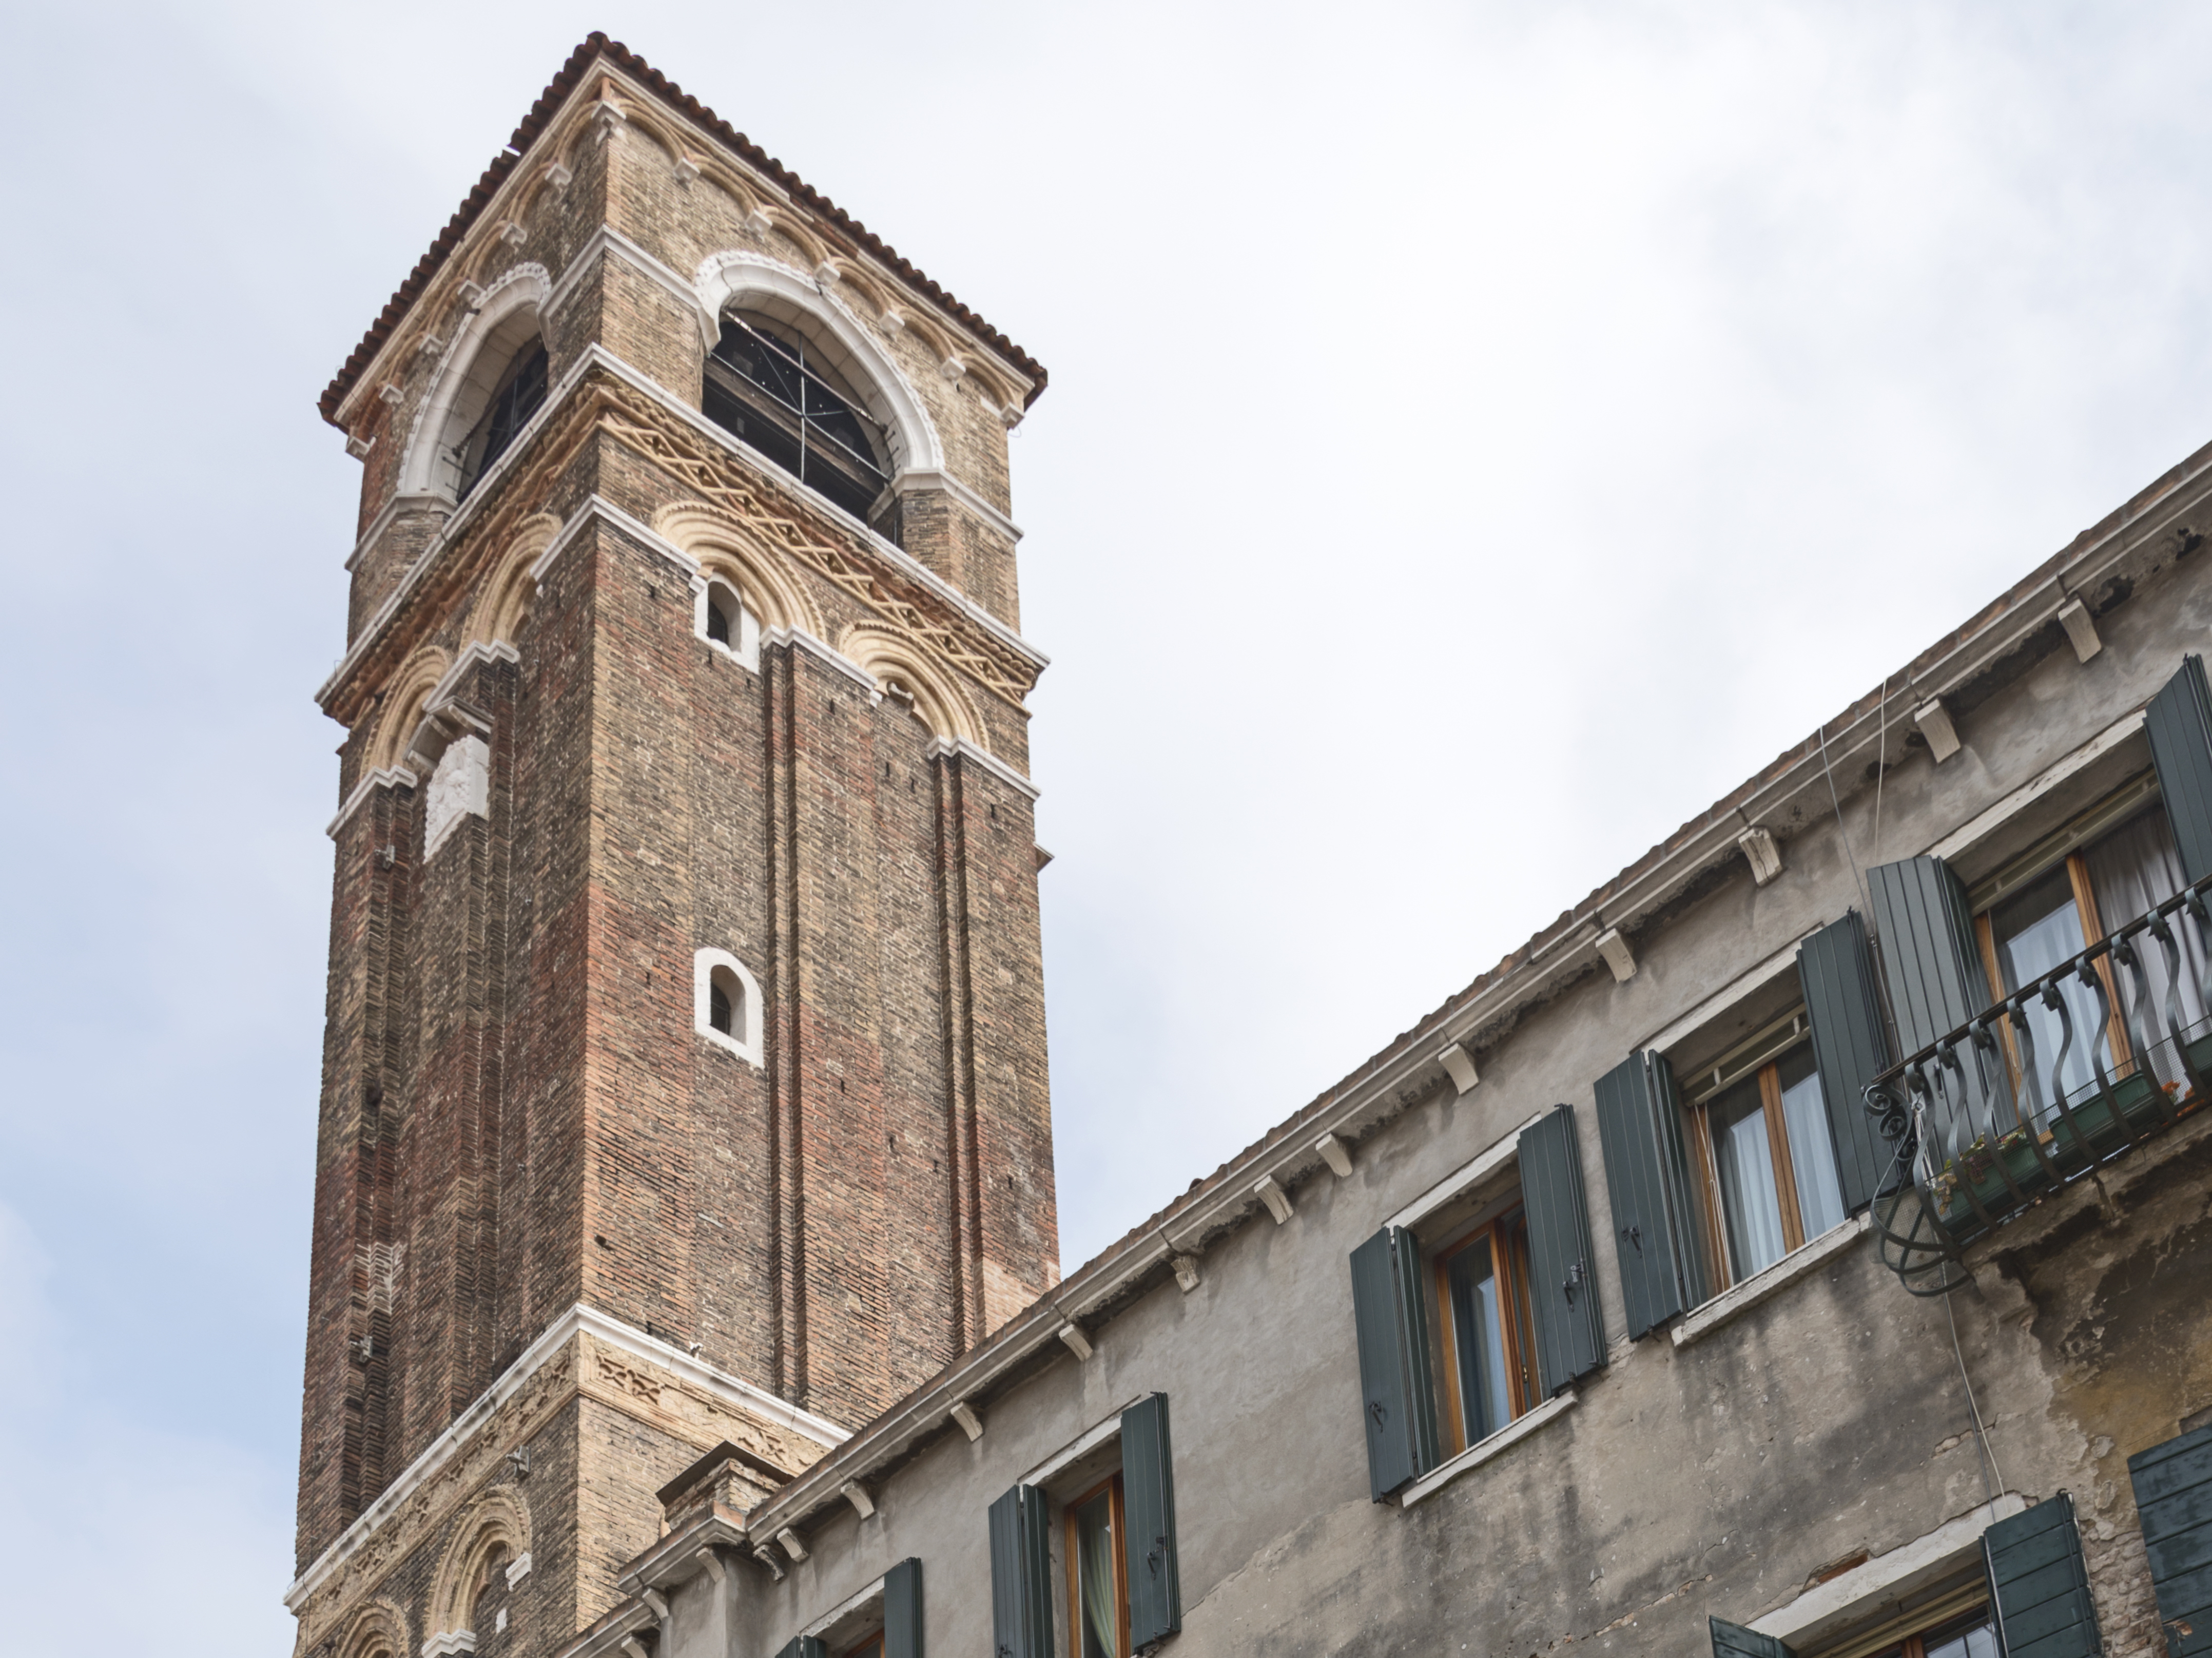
[1851,1601,1994,1658]
[1973,850,2136,1094]
[1430,1207,1538,1455]
[1064,1472,1130,1658]
[1689,1046,1813,1292]
[840,1637,884,1658]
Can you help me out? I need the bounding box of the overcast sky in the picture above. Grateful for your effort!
[5,2,2211,1648]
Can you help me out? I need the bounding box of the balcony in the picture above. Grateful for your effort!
[1865,875,2212,1294]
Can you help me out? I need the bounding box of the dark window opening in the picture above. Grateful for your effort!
[709,980,733,1035]
[704,315,891,528]
[706,594,733,646]
[458,341,549,500]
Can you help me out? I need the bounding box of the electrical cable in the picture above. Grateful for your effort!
[1818,719,1872,916]
[1872,672,1891,869]
[1946,1291,2006,1507]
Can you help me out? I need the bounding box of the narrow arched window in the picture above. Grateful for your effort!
[705,592,733,645]
[458,340,549,499]
[704,313,890,525]
[695,577,760,668]
[694,948,763,1067]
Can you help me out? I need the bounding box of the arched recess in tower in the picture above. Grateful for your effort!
[399,264,554,504]
[692,252,941,541]
[422,1489,531,1651]
[840,623,986,749]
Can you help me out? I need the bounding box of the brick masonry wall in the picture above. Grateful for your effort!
[295,82,1060,1653]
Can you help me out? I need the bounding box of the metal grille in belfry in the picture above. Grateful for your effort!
[704,316,891,527]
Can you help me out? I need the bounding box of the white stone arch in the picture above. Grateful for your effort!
[692,250,944,478]
[400,263,553,499]
[838,623,986,749]
[694,947,765,1068]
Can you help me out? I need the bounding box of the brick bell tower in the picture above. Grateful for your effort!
[287,36,1056,1658]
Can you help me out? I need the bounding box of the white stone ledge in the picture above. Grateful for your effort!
[1749,1492,2024,1646]
[1671,1212,1870,1351]
[1398,1389,1577,1508]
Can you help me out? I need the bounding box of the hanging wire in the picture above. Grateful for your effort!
[1818,718,1873,916]
[1946,1292,2007,1505]
[1872,672,1892,868]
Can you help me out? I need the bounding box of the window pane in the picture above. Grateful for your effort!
[1992,865,2104,1107]
[1922,1609,1998,1658]
[1711,1076,1786,1277]
[1776,1048,1845,1237]
[2085,806,2212,1089]
[1074,1489,1117,1658]
[1447,1237,1513,1441]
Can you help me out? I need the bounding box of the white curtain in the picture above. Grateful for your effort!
[2085,808,2211,1091]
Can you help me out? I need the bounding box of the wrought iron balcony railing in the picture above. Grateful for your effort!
[1865,874,2212,1294]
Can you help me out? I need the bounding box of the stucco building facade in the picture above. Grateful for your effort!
[288,35,2211,1658]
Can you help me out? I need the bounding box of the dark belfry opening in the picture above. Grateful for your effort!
[704,313,896,535]
[706,591,734,645]
[457,340,550,500]
[710,980,733,1035]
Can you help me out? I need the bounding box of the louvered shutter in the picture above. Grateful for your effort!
[1982,1493,2102,1658]
[1594,1052,1707,1339]
[1867,857,1990,1053]
[1348,1225,1440,1500]
[2147,653,2212,884]
[884,1557,924,1658]
[2128,1422,2212,1656]
[1797,910,1897,1212]
[1121,1393,1182,1649]
[988,1483,1054,1658]
[1710,1615,1797,1657]
[1518,1105,1607,1395]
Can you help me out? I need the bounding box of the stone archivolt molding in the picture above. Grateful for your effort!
[331,1598,409,1658]
[367,646,453,775]
[424,1486,532,1649]
[693,248,946,475]
[653,502,826,641]
[465,513,562,648]
[399,263,553,498]
[839,622,986,748]
[290,1314,839,1655]
[335,64,1032,442]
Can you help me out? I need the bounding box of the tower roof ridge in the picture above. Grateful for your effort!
[317,32,1048,428]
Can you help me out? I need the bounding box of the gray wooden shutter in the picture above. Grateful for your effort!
[2147,653,2212,884]
[988,1483,1054,1658]
[1710,1615,1797,1657]
[1121,1393,1181,1649]
[1797,910,1896,1212]
[2128,1422,2212,1656]
[1518,1105,1607,1394]
[1982,1493,2102,1658]
[1594,1052,1706,1339]
[1348,1225,1440,1500]
[884,1556,924,1658]
[1868,856,1990,1053]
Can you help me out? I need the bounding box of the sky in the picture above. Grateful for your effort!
[5,1,2212,1648]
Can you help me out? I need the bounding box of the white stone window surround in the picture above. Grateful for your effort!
[694,948,764,1068]
[399,263,554,501]
[1746,1492,2026,1651]
[1396,1387,1578,1508]
[1671,1211,1872,1349]
[693,575,761,671]
[1384,1113,1545,1233]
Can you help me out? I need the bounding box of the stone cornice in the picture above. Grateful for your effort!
[323,346,1048,728]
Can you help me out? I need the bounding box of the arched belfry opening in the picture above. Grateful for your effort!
[705,309,898,537]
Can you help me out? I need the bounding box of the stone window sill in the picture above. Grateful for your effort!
[1671,1212,1870,1351]
[1397,1389,1578,1508]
